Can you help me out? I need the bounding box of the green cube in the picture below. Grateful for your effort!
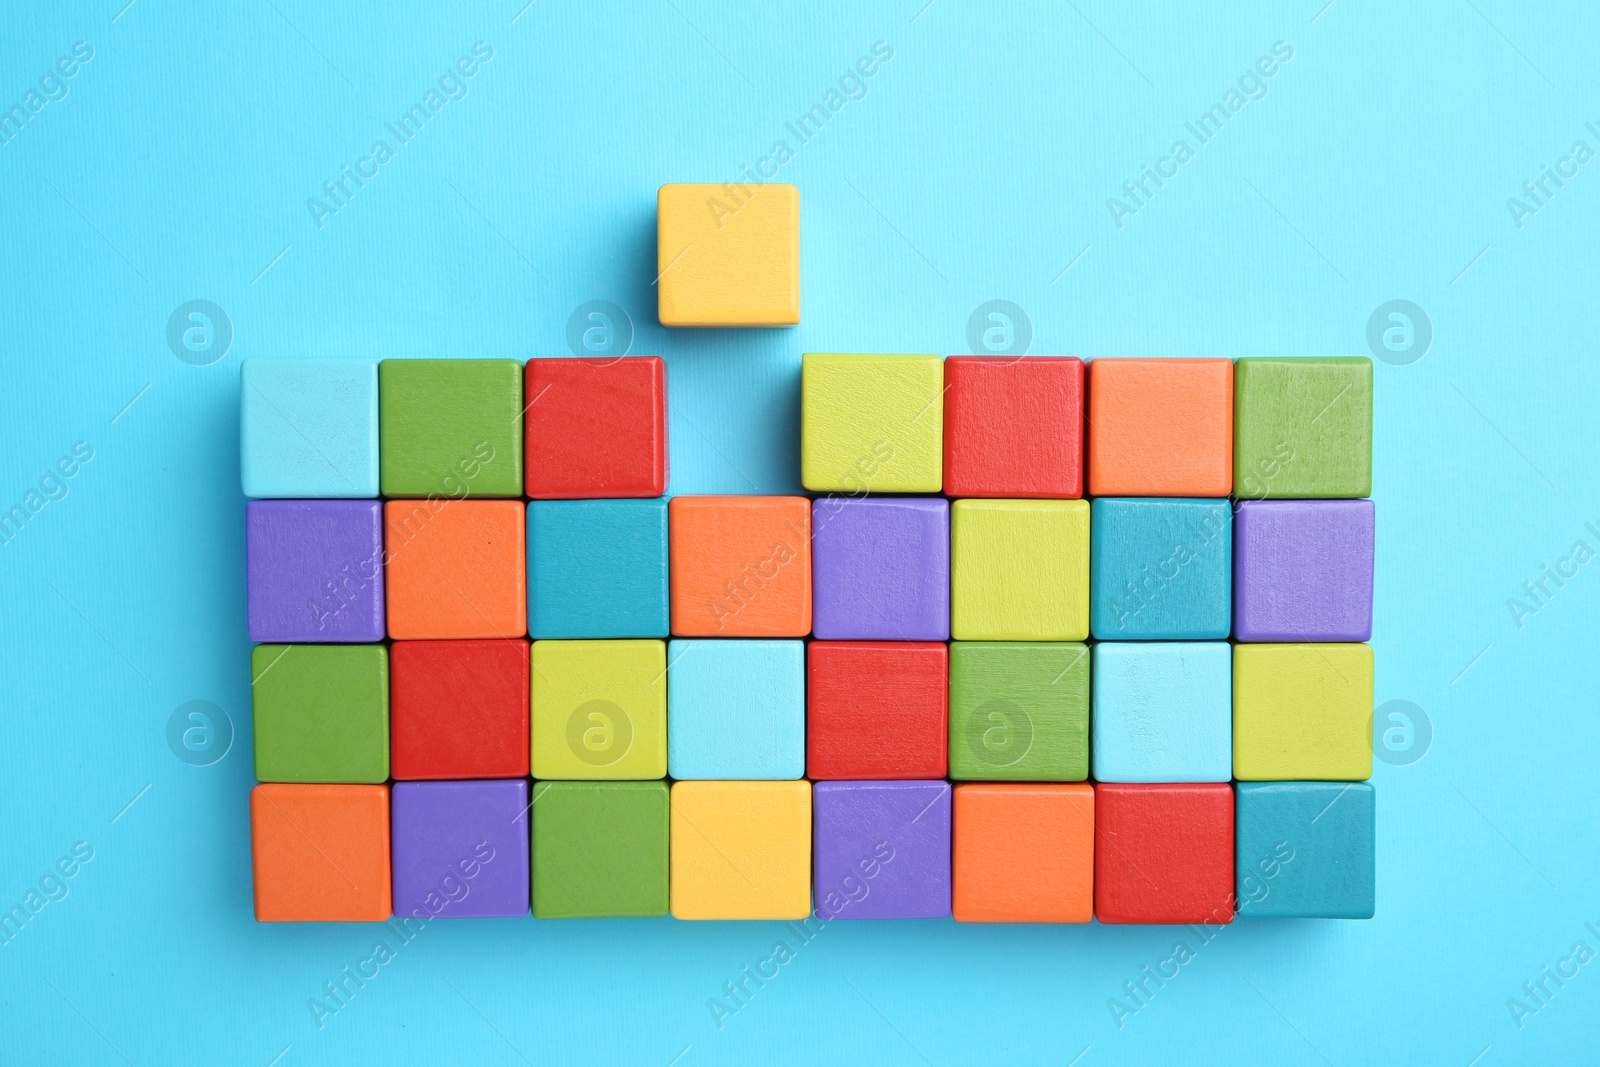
[801,353,943,492]
[948,642,1089,781]
[251,644,388,783]
[1234,357,1372,499]
[531,781,669,918]
[379,358,524,497]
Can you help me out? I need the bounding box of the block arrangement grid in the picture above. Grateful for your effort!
[242,347,1376,925]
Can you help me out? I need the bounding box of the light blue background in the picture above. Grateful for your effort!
[2,0,1598,1064]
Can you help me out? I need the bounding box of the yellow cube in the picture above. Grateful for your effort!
[531,640,666,779]
[657,183,799,326]
[951,500,1089,640]
[1233,643,1373,780]
[670,780,812,920]
[801,353,943,492]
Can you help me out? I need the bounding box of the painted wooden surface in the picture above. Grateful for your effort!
[1085,357,1233,496]
[382,499,526,639]
[1091,641,1232,783]
[240,358,379,498]
[1089,496,1232,640]
[378,357,524,497]
[251,643,389,784]
[530,639,667,780]
[800,352,943,492]
[951,783,1093,924]
[668,495,812,637]
[812,780,951,919]
[1233,642,1374,780]
[1234,357,1372,499]
[656,183,800,327]
[245,499,386,643]
[531,782,670,919]
[947,641,1088,781]
[810,496,949,641]
[950,498,1089,640]
[250,783,391,922]
[524,356,667,498]
[391,779,530,919]
[1094,783,1234,924]
[1236,782,1375,918]
[666,639,805,780]
[1234,499,1374,642]
[942,355,1084,498]
[669,781,812,920]
[806,641,948,780]
[527,499,670,638]
[389,638,528,780]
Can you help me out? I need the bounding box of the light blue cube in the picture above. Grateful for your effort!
[1236,782,1375,918]
[667,639,804,779]
[527,500,669,638]
[1091,642,1231,782]
[240,359,380,498]
[1090,498,1231,640]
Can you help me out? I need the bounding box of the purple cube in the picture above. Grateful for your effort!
[811,498,949,641]
[813,780,950,919]
[246,500,385,643]
[1234,499,1374,642]
[391,779,530,919]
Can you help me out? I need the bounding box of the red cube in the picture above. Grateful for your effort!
[807,641,947,779]
[524,356,668,498]
[390,639,529,779]
[1095,783,1235,924]
[943,356,1084,498]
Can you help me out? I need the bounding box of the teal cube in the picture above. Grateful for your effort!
[1090,498,1231,640]
[1091,642,1231,782]
[1236,782,1375,918]
[527,500,669,638]
[666,639,804,779]
[240,359,379,498]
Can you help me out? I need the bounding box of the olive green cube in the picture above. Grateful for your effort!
[251,644,388,783]
[948,642,1089,781]
[378,358,524,497]
[531,781,669,918]
[1234,357,1372,499]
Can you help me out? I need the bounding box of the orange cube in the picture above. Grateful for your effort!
[251,783,391,922]
[1086,358,1233,496]
[952,783,1094,923]
[669,496,811,636]
[384,500,526,639]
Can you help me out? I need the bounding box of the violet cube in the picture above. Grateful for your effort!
[391,779,530,919]
[813,780,951,919]
[246,500,385,643]
[811,498,949,641]
[1234,499,1374,642]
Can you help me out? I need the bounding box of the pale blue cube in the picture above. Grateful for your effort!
[1091,641,1231,782]
[240,359,379,498]
[667,639,805,779]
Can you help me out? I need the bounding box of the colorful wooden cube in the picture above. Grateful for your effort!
[667,639,805,780]
[806,641,947,780]
[527,499,670,638]
[1094,783,1234,924]
[390,779,530,919]
[801,353,943,492]
[250,783,390,922]
[1091,642,1231,783]
[251,644,389,783]
[245,500,385,643]
[530,782,669,918]
[668,496,811,637]
[669,781,811,920]
[951,783,1093,923]
[813,781,951,919]
[378,358,523,498]
[524,357,667,498]
[383,500,526,639]
[1233,643,1373,780]
[943,356,1084,498]
[530,639,666,779]
[657,182,800,327]
[240,358,379,498]
[1236,782,1375,918]
[1090,497,1231,640]
[950,499,1089,640]
[1086,358,1233,497]
[389,639,528,780]
[947,641,1088,781]
[811,497,949,641]
[1234,499,1374,642]
[1234,357,1372,499]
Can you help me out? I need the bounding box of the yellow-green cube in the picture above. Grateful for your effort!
[801,353,943,492]
[951,499,1090,640]
[531,640,667,779]
[1234,643,1373,780]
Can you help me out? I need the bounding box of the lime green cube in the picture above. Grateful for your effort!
[951,499,1090,640]
[530,640,667,779]
[1234,357,1372,499]
[531,781,669,917]
[801,353,943,492]
[379,358,524,497]
[948,642,1089,781]
[251,644,388,783]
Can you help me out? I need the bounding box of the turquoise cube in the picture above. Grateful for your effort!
[1089,498,1231,640]
[667,639,804,779]
[240,359,379,498]
[1236,782,1375,918]
[527,500,669,638]
[1091,642,1231,782]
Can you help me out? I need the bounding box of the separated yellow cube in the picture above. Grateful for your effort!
[1233,643,1373,780]
[531,640,667,779]
[670,780,812,920]
[657,183,799,326]
[801,353,943,492]
[951,499,1090,640]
